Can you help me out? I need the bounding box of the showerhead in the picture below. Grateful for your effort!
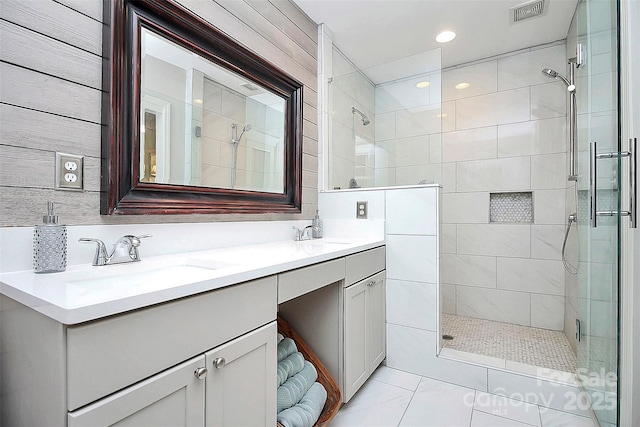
[541,68,575,92]
[352,107,371,126]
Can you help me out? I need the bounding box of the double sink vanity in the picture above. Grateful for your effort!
[0,237,386,426]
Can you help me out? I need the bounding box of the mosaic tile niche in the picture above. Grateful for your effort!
[489,192,533,223]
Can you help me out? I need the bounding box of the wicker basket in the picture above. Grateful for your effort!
[277,316,342,427]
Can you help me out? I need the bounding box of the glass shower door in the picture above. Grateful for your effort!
[575,0,619,426]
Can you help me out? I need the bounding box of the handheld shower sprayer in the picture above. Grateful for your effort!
[231,123,252,144]
[541,68,576,92]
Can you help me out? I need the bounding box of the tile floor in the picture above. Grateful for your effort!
[332,366,595,427]
[441,314,577,373]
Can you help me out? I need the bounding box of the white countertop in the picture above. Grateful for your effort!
[0,238,384,325]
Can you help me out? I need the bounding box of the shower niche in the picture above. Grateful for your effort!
[489,192,533,223]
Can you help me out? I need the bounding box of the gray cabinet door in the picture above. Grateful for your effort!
[344,270,386,402]
[205,322,277,426]
[68,355,206,427]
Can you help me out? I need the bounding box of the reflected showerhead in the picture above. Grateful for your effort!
[541,68,575,92]
[352,107,371,126]
[231,123,252,144]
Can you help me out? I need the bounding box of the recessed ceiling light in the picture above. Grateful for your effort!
[436,31,456,43]
[436,113,448,118]
[416,81,430,88]
[455,82,470,90]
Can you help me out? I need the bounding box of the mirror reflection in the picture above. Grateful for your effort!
[140,27,286,193]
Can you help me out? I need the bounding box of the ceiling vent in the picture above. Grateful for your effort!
[511,0,545,22]
[241,82,260,91]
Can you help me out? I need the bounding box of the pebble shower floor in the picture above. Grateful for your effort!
[441,314,577,373]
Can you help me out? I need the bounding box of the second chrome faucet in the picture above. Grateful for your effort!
[292,226,319,241]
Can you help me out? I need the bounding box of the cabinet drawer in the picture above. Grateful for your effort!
[345,246,385,287]
[66,276,277,411]
[278,258,345,303]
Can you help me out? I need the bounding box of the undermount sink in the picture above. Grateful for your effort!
[63,258,237,303]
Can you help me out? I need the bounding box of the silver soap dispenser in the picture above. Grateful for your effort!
[312,209,323,238]
[33,202,67,273]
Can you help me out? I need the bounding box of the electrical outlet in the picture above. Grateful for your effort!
[356,201,368,219]
[56,152,84,191]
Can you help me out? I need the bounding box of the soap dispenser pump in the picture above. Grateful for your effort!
[33,202,67,273]
[312,209,323,238]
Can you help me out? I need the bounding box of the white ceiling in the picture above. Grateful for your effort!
[293,0,578,79]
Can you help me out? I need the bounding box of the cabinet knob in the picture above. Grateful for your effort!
[213,357,226,369]
[194,367,208,380]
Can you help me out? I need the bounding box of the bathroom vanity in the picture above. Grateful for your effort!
[0,238,385,426]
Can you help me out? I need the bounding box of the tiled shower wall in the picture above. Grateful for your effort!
[328,49,375,189]
[373,70,442,186]
[440,43,569,331]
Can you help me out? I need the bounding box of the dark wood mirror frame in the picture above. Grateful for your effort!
[101,0,303,215]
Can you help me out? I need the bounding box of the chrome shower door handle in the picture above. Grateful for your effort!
[629,138,637,228]
[589,139,637,229]
[590,141,598,228]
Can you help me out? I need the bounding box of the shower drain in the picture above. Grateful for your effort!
[442,334,454,340]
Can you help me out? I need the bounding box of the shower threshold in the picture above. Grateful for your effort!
[440,314,577,380]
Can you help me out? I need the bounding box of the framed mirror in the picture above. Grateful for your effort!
[102,0,303,215]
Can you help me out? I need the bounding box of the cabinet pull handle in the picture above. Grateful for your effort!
[194,367,208,380]
[368,280,376,287]
[213,357,226,369]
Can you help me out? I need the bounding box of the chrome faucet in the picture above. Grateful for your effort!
[292,226,317,241]
[79,234,152,266]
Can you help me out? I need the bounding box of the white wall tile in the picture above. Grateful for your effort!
[441,223,457,254]
[441,254,497,288]
[396,164,441,186]
[457,224,530,258]
[396,106,441,138]
[531,294,565,330]
[456,286,531,326]
[498,44,567,91]
[386,187,438,235]
[531,82,567,119]
[457,157,530,192]
[441,101,456,132]
[429,133,442,164]
[497,258,565,296]
[442,163,457,193]
[531,153,567,190]
[386,279,437,331]
[456,88,530,130]
[319,189,386,219]
[531,225,565,260]
[441,283,456,314]
[442,192,490,224]
[498,117,566,157]
[375,111,396,141]
[386,234,437,282]
[442,126,498,163]
[534,190,567,225]
[442,61,498,102]
[386,324,437,373]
